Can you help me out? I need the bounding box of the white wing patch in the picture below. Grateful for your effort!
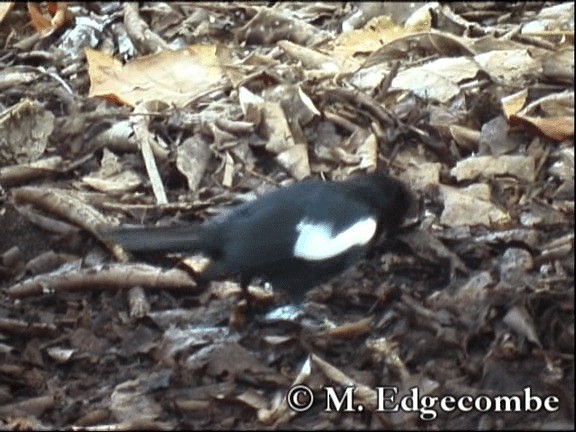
[293,217,378,261]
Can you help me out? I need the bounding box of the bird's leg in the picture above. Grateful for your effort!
[240,275,255,315]
[228,275,253,328]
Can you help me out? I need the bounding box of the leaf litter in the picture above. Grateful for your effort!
[0,2,573,430]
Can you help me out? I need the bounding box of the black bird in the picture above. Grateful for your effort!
[100,172,412,300]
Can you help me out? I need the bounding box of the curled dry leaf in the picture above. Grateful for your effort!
[0,2,14,26]
[111,376,164,423]
[0,395,56,418]
[6,263,197,298]
[448,125,480,152]
[278,40,340,75]
[479,115,519,156]
[82,151,142,195]
[238,88,311,179]
[0,66,43,92]
[404,3,437,31]
[520,200,568,228]
[367,337,411,382]
[337,14,419,58]
[501,88,529,118]
[502,305,542,347]
[451,155,536,182]
[262,101,296,153]
[475,49,543,85]
[341,3,393,32]
[522,2,575,34]
[46,347,75,363]
[429,271,494,316]
[128,286,151,318]
[0,316,58,338]
[276,144,310,180]
[91,120,140,153]
[257,356,312,424]
[392,57,479,103]
[401,228,469,274]
[402,162,441,190]
[123,2,170,54]
[11,186,117,237]
[362,31,474,70]
[222,152,235,187]
[297,86,321,118]
[542,48,574,84]
[236,389,270,411]
[439,184,511,227]
[320,316,373,339]
[176,136,211,192]
[236,7,331,46]
[357,133,378,172]
[0,156,63,187]
[508,90,575,141]
[500,247,534,286]
[520,90,574,118]
[82,171,142,194]
[311,354,378,409]
[27,2,74,37]
[0,99,54,165]
[238,86,264,125]
[510,115,574,141]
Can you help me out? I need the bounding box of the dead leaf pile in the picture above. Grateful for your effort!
[0,2,573,430]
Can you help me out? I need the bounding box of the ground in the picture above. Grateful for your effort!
[0,2,573,430]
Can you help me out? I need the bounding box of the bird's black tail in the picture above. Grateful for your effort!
[99,224,220,255]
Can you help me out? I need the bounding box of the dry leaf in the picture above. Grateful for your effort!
[276,144,310,180]
[451,155,536,182]
[278,41,341,74]
[86,45,226,107]
[0,2,14,25]
[82,149,142,194]
[402,162,441,189]
[262,101,295,153]
[501,89,529,118]
[27,3,53,36]
[222,152,235,187]
[475,49,542,85]
[503,305,542,347]
[0,99,54,164]
[392,57,479,102]
[82,171,142,194]
[439,184,511,227]
[510,115,574,141]
[448,125,480,152]
[27,2,74,37]
[176,136,211,192]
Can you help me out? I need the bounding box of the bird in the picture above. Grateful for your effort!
[99,172,412,300]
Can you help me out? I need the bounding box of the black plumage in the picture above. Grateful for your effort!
[99,172,412,299]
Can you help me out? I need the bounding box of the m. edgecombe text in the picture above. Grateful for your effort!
[286,385,560,421]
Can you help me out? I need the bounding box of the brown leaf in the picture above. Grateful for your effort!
[86,46,226,107]
[510,114,574,141]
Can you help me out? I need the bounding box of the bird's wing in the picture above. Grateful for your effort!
[216,182,377,271]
